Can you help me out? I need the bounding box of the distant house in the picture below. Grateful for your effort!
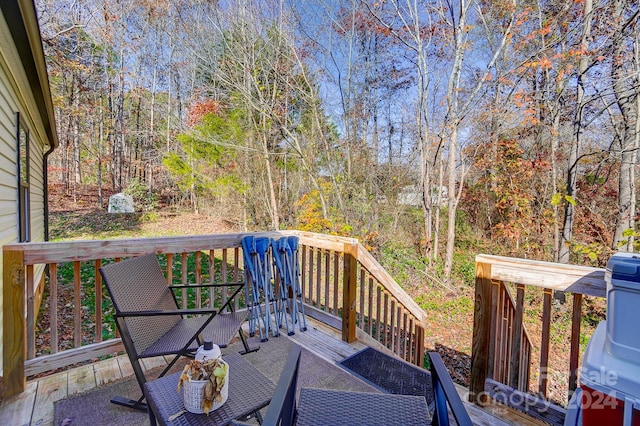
[397,185,448,207]
[0,0,58,376]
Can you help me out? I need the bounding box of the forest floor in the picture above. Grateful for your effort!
[48,184,241,239]
[46,183,603,407]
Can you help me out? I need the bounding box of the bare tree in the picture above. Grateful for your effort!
[558,0,594,263]
[611,2,640,251]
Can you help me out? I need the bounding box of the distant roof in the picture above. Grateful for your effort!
[0,0,58,149]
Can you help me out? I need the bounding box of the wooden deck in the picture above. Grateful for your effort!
[0,317,544,426]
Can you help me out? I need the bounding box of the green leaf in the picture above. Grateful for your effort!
[564,195,576,206]
[551,193,562,206]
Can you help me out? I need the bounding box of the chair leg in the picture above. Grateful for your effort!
[238,328,260,355]
[110,361,147,412]
[147,404,158,426]
[255,410,264,424]
[110,318,149,412]
[111,395,148,412]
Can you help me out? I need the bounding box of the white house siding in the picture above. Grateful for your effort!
[30,140,45,241]
[0,8,51,375]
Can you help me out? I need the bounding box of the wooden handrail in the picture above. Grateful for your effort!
[356,244,427,324]
[2,230,428,398]
[470,254,605,425]
[474,254,605,297]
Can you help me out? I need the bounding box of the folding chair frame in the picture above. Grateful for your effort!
[100,254,258,411]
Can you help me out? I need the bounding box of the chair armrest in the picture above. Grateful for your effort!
[168,281,245,290]
[428,351,473,426]
[117,308,218,317]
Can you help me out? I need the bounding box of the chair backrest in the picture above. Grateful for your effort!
[100,254,180,356]
[262,345,302,426]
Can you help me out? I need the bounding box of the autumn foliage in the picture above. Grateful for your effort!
[186,99,223,127]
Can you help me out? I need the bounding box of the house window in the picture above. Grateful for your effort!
[17,113,30,242]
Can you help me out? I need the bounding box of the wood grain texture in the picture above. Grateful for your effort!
[24,340,124,377]
[49,263,58,352]
[475,254,605,297]
[341,242,357,343]
[0,381,37,425]
[470,261,492,405]
[509,285,525,390]
[485,379,566,426]
[93,357,122,387]
[539,289,552,397]
[26,264,35,359]
[30,372,68,426]
[3,250,25,397]
[67,364,96,396]
[568,293,583,396]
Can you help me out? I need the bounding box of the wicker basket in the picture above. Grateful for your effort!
[182,361,229,414]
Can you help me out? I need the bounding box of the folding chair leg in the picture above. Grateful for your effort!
[238,328,260,355]
[296,299,308,332]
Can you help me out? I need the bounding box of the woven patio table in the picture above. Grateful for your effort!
[144,352,275,426]
[295,387,431,425]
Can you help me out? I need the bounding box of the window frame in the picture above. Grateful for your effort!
[17,112,30,242]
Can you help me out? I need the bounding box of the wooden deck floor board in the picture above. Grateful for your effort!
[140,356,168,371]
[287,325,364,363]
[0,381,38,426]
[94,357,123,387]
[67,364,96,396]
[116,355,134,377]
[30,371,69,426]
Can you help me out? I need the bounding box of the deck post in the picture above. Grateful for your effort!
[469,260,492,405]
[342,242,358,343]
[3,249,26,397]
[568,293,583,398]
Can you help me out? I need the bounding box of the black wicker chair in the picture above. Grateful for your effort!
[232,344,301,426]
[262,345,302,426]
[100,253,258,410]
[239,344,430,426]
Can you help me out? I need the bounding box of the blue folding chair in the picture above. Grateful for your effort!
[242,236,281,341]
[272,236,307,335]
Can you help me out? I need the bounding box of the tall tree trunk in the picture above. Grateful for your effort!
[551,112,561,261]
[98,113,103,209]
[115,46,126,191]
[420,137,433,262]
[611,1,639,251]
[433,155,445,260]
[166,37,173,150]
[72,81,81,203]
[262,133,280,230]
[444,124,459,277]
[559,0,593,263]
[443,0,466,278]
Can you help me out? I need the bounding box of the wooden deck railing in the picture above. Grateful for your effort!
[470,254,606,425]
[2,231,427,398]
